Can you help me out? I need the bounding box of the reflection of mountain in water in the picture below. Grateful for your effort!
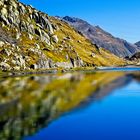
[92,75,132,100]
[0,71,139,139]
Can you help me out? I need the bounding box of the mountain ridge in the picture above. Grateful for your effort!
[62,16,139,58]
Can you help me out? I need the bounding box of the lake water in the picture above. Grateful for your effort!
[0,68,140,140]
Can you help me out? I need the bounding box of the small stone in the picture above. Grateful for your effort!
[91,53,96,57]
[36,44,40,49]
[52,24,59,30]
[65,55,69,60]
[14,66,20,71]
[28,34,33,40]
[63,36,71,41]
[77,40,82,43]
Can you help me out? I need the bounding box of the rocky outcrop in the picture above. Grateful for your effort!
[0,0,56,71]
[127,51,140,65]
[62,16,139,58]
[0,0,125,71]
[128,41,140,61]
[129,52,140,61]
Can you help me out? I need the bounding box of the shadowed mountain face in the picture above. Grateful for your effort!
[129,52,140,61]
[127,42,140,62]
[62,16,139,58]
[0,71,139,139]
[135,41,140,47]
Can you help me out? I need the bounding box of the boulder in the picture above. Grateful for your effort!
[1,7,8,17]
[41,31,50,45]
[52,35,59,43]
[30,64,38,69]
[0,41,5,47]
[16,32,21,39]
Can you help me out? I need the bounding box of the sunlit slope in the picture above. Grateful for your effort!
[0,0,125,71]
[51,17,125,66]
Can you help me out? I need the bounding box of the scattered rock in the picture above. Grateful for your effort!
[0,41,5,47]
[55,62,73,69]
[63,36,71,41]
[91,52,96,58]
[16,32,21,39]
[0,62,11,71]
[52,35,59,43]
[30,64,38,69]
[52,24,59,30]
[14,66,21,71]
[77,40,82,43]
[41,31,50,45]
[28,34,33,40]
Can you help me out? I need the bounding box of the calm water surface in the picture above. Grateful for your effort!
[0,68,140,140]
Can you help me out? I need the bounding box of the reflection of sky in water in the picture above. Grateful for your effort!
[24,79,140,140]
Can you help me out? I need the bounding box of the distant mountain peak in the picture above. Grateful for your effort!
[63,16,78,23]
[62,16,140,58]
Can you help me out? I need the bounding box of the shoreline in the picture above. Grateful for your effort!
[0,65,140,77]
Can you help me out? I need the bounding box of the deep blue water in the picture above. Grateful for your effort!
[24,75,140,140]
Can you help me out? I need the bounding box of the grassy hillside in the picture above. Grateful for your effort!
[50,17,125,66]
[0,0,125,71]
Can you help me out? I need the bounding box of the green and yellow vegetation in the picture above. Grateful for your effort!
[50,17,125,66]
[0,0,126,72]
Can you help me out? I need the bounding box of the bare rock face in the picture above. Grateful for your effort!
[62,16,140,58]
[129,52,140,61]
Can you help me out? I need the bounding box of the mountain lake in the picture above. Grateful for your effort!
[0,68,140,140]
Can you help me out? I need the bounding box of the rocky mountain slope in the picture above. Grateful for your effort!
[0,0,125,71]
[130,52,140,60]
[129,52,140,65]
[127,41,140,64]
[62,16,139,58]
[135,41,140,47]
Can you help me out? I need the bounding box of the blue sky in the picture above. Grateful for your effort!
[19,0,140,43]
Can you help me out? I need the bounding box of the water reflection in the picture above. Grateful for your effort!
[0,71,139,139]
